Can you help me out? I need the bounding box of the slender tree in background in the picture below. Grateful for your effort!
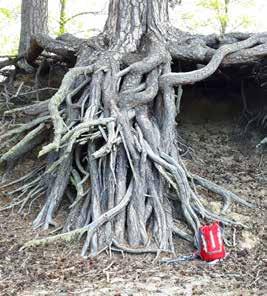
[1,0,266,257]
[59,0,67,36]
[198,0,231,35]
[198,0,252,35]
[57,0,107,36]
[18,0,48,55]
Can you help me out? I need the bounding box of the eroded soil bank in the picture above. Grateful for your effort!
[0,92,265,296]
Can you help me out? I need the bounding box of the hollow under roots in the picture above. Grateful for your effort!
[0,36,256,257]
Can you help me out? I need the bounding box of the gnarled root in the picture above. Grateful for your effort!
[1,34,257,258]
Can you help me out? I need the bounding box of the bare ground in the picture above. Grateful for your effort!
[0,101,266,296]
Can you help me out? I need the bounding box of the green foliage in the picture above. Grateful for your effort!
[0,7,12,19]
[198,0,221,10]
[197,0,229,34]
[196,0,254,35]
[239,16,252,29]
[0,3,19,55]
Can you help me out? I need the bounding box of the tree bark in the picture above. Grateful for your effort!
[19,0,48,55]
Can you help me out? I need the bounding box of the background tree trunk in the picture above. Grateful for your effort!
[59,0,67,36]
[18,0,48,55]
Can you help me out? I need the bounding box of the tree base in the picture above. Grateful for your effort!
[1,16,263,256]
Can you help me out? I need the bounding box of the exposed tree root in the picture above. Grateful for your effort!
[1,0,265,258]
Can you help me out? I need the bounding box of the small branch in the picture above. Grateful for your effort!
[64,10,106,24]
[0,166,44,189]
[4,100,49,116]
[0,115,50,141]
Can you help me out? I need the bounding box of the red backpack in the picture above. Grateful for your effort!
[198,222,226,262]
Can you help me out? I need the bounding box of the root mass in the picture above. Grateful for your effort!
[1,0,262,257]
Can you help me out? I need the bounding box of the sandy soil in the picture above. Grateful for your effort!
[0,111,266,296]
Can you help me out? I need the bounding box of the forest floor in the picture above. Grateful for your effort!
[0,95,266,296]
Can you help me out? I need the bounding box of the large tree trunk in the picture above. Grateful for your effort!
[1,0,264,257]
[18,0,48,55]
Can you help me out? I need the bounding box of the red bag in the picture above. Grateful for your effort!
[198,222,226,262]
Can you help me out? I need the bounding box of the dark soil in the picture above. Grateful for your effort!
[0,96,266,296]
